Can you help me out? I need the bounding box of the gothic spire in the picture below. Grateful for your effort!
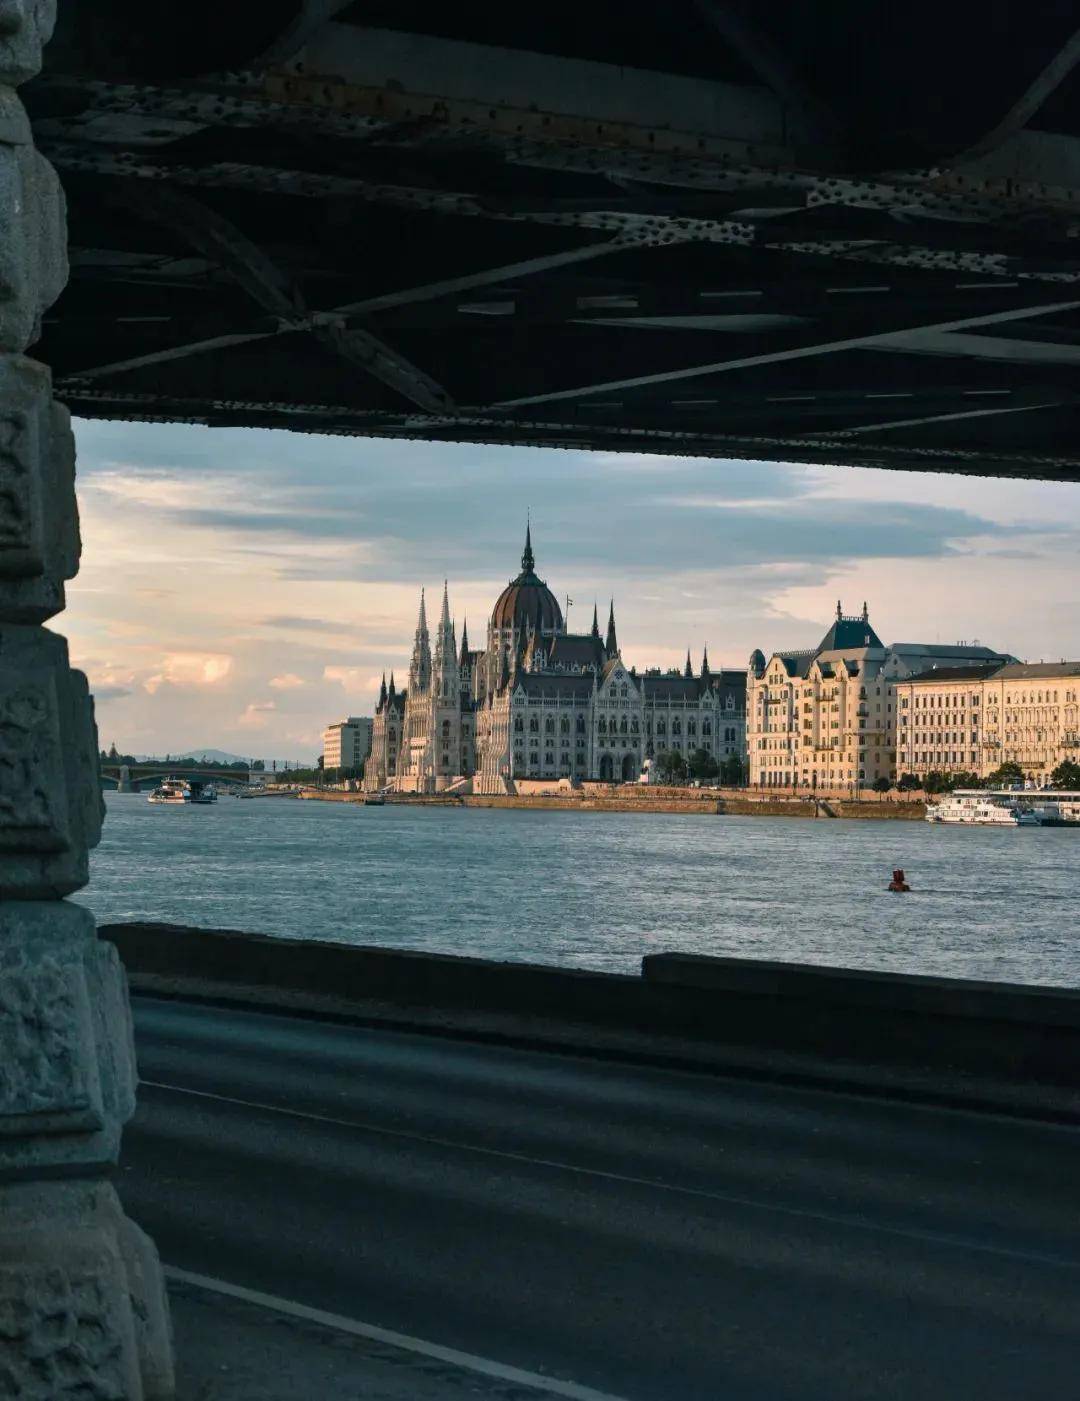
[605,600,618,658]
[388,671,396,699]
[521,520,535,574]
[378,671,387,712]
[701,647,710,680]
[459,617,470,667]
[684,649,693,679]
[591,602,600,639]
[861,600,869,623]
[409,588,432,693]
[836,598,843,621]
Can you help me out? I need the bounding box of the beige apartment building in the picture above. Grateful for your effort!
[747,604,1009,791]
[321,715,373,773]
[895,661,1080,782]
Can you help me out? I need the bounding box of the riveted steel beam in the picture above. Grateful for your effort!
[98,182,456,413]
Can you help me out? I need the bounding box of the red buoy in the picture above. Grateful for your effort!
[888,868,911,892]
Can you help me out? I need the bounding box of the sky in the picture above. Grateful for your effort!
[64,417,1080,763]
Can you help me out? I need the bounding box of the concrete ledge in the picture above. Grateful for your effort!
[100,923,1080,1121]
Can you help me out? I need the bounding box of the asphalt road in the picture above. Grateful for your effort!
[123,995,1080,1401]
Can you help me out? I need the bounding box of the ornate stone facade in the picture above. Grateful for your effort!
[747,602,1012,791]
[365,530,746,794]
[0,4,174,1393]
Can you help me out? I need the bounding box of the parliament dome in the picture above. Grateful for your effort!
[491,526,563,633]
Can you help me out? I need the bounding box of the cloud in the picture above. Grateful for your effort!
[143,652,233,693]
[323,665,380,695]
[268,673,305,690]
[91,684,133,702]
[238,700,277,728]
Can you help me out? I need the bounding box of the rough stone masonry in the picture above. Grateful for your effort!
[0,1,174,1394]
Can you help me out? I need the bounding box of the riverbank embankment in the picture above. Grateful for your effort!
[294,786,925,820]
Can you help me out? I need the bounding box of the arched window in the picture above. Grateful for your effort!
[630,717,639,734]
[672,718,682,736]
[545,716,555,734]
[656,718,666,736]
[388,729,396,741]
[529,716,539,733]
[514,716,523,733]
[560,716,570,734]
[598,717,607,734]
[576,714,586,734]
[619,716,628,734]
[687,719,696,737]
[702,719,712,736]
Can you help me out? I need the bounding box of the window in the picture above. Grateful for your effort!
[560,716,570,734]
[598,717,607,734]
[576,714,586,734]
[672,719,682,736]
[514,716,523,733]
[529,716,539,733]
[545,717,555,734]
[702,719,712,736]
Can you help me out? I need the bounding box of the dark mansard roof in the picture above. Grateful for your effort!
[545,633,605,671]
[511,674,594,702]
[490,526,564,634]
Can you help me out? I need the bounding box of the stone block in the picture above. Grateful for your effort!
[0,90,67,352]
[0,626,104,896]
[0,902,136,1174]
[116,1216,175,1401]
[0,355,79,621]
[0,1,57,87]
[0,1181,146,1399]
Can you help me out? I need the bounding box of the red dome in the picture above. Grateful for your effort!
[490,527,563,633]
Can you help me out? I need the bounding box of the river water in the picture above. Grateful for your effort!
[75,793,1080,985]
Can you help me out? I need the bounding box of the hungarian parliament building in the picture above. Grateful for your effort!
[363,529,747,794]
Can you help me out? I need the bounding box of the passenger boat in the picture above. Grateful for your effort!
[147,777,217,804]
[926,790,1039,826]
[1026,790,1080,826]
[363,793,386,806]
[147,778,190,804]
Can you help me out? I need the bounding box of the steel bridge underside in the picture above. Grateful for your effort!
[26,2,1080,480]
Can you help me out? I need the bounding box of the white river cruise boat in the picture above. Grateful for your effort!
[148,778,190,804]
[147,777,217,805]
[926,790,1039,826]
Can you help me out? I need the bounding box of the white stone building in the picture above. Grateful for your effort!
[322,716,373,773]
[747,604,1010,790]
[365,529,746,793]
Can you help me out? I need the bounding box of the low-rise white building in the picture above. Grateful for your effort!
[322,716,373,773]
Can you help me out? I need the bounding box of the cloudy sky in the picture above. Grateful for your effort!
[65,416,1080,762]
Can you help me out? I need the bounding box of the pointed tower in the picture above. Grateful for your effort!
[388,671,396,702]
[591,602,600,639]
[701,647,710,682]
[459,618,470,668]
[377,672,388,713]
[433,580,458,703]
[521,520,535,574]
[408,589,432,695]
[684,649,693,679]
[605,600,618,659]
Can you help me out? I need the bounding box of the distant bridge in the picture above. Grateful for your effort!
[100,764,254,792]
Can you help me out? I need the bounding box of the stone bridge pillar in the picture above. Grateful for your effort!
[0,5,174,1396]
[118,763,132,793]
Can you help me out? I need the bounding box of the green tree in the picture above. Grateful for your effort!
[719,755,746,787]
[688,747,719,782]
[654,750,687,785]
[987,761,1025,787]
[897,772,921,792]
[946,770,981,791]
[922,770,950,794]
[1050,759,1080,789]
[871,776,892,793]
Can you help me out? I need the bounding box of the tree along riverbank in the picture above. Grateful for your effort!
[296,788,926,820]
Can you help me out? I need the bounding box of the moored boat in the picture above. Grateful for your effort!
[926,790,1039,826]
